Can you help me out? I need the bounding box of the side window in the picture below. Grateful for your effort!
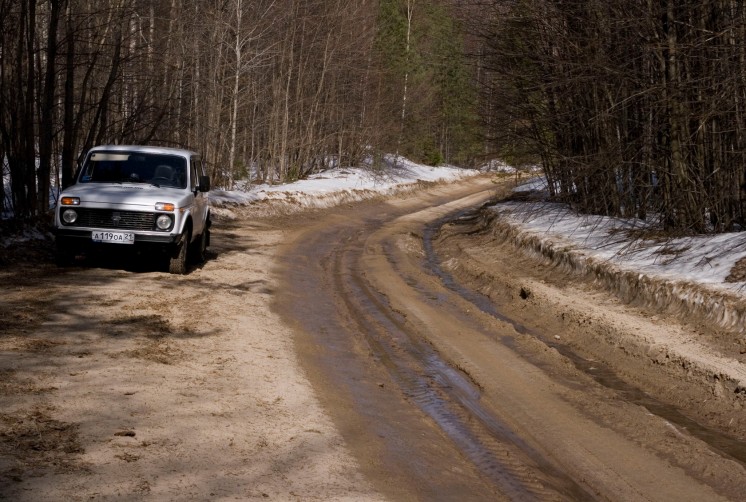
[190,157,199,191]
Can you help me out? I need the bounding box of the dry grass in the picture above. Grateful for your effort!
[0,370,57,396]
[117,340,186,365]
[110,314,173,338]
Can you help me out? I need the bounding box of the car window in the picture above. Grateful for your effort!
[80,152,188,189]
[190,158,199,190]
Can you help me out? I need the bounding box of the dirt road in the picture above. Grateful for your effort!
[275,176,746,501]
[2,175,746,500]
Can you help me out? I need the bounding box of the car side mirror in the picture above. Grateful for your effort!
[198,175,210,192]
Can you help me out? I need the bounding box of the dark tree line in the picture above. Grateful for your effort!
[6,0,746,237]
[470,0,746,234]
[1,0,478,220]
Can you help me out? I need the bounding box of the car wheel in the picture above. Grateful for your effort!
[191,229,208,264]
[168,231,189,274]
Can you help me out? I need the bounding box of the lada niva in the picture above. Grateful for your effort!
[54,145,211,274]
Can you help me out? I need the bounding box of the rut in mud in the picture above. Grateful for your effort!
[276,177,746,501]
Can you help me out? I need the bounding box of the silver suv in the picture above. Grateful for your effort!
[54,145,211,274]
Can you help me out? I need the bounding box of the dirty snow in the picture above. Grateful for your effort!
[212,159,746,296]
[210,157,480,207]
[494,178,746,294]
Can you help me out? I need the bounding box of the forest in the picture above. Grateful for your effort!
[3,0,746,236]
[1,0,478,219]
[477,0,746,234]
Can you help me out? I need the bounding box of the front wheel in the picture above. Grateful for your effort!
[168,232,189,274]
[191,229,208,264]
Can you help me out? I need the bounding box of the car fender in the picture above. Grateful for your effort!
[175,205,195,242]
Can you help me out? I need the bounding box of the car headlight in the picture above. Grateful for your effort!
[156,214,172,230]
[62,209,78,224]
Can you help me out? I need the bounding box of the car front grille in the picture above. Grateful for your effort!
[74,208,155,231]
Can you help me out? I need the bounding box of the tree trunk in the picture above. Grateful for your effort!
[395,0,414,166]
[38,0,63,213]
[226,0,243,190]
[61,1,76,188]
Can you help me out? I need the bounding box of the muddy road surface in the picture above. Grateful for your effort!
[275,176,746,501]
[2,175,746,501]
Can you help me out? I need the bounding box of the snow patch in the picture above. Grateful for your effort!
[211,161,478,209]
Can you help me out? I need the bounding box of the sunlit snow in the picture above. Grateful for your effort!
[210,156,479,207]
[495,178,746,293]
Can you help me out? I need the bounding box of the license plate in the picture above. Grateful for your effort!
[92,231,135,244]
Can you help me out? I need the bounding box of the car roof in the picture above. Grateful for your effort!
[88,145,199,158]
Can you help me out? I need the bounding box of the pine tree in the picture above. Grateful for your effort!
[374,0,478,166]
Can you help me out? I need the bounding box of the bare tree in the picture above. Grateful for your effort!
[469,0,746,234]
[0,0,475,221]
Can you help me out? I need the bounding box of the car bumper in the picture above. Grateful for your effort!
[54,228,180,245]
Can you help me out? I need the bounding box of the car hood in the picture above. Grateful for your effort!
[60,183,192,208]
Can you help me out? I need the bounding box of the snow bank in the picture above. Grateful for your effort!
[211,160,479,214]
[488,180,746,333]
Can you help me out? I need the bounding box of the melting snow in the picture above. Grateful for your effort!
[210,157,479,207]
[494,179,746,293]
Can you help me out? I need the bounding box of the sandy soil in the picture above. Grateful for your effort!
[0,212,382,501]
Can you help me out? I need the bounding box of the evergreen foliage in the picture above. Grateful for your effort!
[374,0,480,166]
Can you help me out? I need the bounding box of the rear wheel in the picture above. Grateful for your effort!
[168,231,189,274]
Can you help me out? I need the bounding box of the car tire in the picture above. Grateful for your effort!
[168,231,189,274]
[191,229,208,264]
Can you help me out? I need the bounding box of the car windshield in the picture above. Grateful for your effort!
[79,151,187,189]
